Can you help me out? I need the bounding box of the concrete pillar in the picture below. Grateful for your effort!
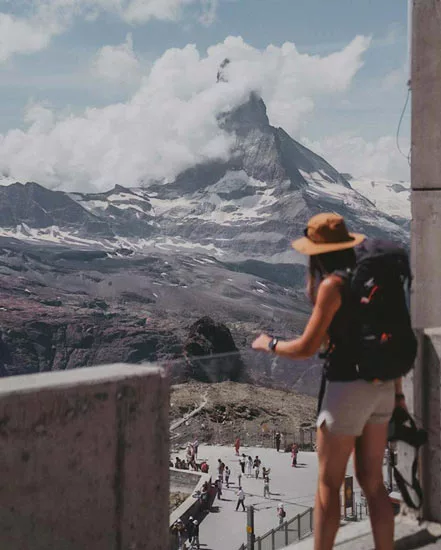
[411,0,441,521]
[0,364,169,550]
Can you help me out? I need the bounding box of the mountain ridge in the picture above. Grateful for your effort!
[0,92,409,263]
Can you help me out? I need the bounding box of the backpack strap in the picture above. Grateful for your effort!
[392,452,423,509]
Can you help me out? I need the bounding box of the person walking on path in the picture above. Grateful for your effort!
[291,443,298,467]
[263,474,270,498]
[190,520,200,550]
[275,431,281,452]
[171,519,186,550]
[246,455,253,477]
[252,213,416,550]
[193,437,199,459]
[236,487,246,511]
[253,456,261,479]
[239,453,246,474]
[225,465,231,488]
[215,478,223,500]
[237,469,242,488]
[217,459,225,483]
[186,516,194,548]
[234,437,241,456]
[277,503,286,525]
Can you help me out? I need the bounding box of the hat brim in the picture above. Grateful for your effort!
[291,233,366,256]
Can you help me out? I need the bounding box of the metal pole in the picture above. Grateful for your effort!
[247,505,255,550]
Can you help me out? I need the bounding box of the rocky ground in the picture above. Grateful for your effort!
[170,381,317,448]
[0,239,325,395]
[170,492,190,513]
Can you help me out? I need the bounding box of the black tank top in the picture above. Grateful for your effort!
[324,276,359,381]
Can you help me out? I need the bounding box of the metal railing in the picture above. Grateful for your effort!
[238,507,313,550]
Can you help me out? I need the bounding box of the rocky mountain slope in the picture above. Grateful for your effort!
[0,94,408,263]
[0,92,410,383]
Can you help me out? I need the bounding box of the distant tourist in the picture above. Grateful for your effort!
[200,461,209,474]
[215,478,223,500]
[275,431,281,452]
[193,437,199,459]
[217,459,225,482]
[252,213,415,550]
[277,503,286,525]
[253,456,261,479]
[186,442,194,463]
[190,519,200,549]
[200,484,209,512]
[234,437,241,456]
[171,519,186,550]
[237,469,242,488]
[235,487,246,511]
[225,465,231,488]
[246,455,253,477]
[239,453,246,474]
[186,516,194,547]
[291,443,298,468]
[263,474,270,498]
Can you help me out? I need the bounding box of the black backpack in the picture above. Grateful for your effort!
[331,239,417,382]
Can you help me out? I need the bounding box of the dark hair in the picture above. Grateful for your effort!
[307,248,356,303]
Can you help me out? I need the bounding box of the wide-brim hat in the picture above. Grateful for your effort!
[292,212,365,256]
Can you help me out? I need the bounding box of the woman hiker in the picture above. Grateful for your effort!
[252,213,406,550]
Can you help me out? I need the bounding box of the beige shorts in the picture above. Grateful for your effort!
[317,379,395,436]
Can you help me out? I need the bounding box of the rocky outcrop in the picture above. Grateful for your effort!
[0,303,182,375]
[182,317,245,383]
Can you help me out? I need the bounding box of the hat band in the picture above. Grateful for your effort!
[304,226,355,245]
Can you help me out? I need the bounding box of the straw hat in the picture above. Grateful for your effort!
[292,213,365,256]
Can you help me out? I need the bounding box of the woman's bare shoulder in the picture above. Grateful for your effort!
[321,274,345,289]
[317,275,343,305]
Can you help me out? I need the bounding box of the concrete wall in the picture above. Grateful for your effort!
[411,0,441,522]
[0,364,169,550]
[170,468,204,492]
[411,0,441,329]
[169,470,212,527]
[414,330,441,522]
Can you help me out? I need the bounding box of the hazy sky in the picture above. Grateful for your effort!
[0,0,411,190]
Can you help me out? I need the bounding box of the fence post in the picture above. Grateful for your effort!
[310,508,313,533]
[247,506,255,550]
[285,521,289,546]
[271,529,275,550]
[298,514,301,539]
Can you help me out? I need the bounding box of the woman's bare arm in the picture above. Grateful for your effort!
[252,276,342,359]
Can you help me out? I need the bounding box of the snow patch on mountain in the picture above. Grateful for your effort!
[350,178,410,220]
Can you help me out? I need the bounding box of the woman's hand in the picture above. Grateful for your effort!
[252,334,272,352]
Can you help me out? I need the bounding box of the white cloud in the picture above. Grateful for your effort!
[91,33,141,85]
[0,12,63,62]
[199,0,218,26]
[0,0,219,63]
[302,133,410,181]
[0,35,370,191]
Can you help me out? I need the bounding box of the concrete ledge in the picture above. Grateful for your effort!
[0,363,169,550]
[169,470,212,527]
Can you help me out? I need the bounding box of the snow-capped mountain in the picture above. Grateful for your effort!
[0,92,412,379]
[0,93,409,262]
[349,177,410,221]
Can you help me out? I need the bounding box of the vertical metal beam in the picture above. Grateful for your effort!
[247,505,255,550]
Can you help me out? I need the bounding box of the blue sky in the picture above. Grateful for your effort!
[0,0,411,189]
